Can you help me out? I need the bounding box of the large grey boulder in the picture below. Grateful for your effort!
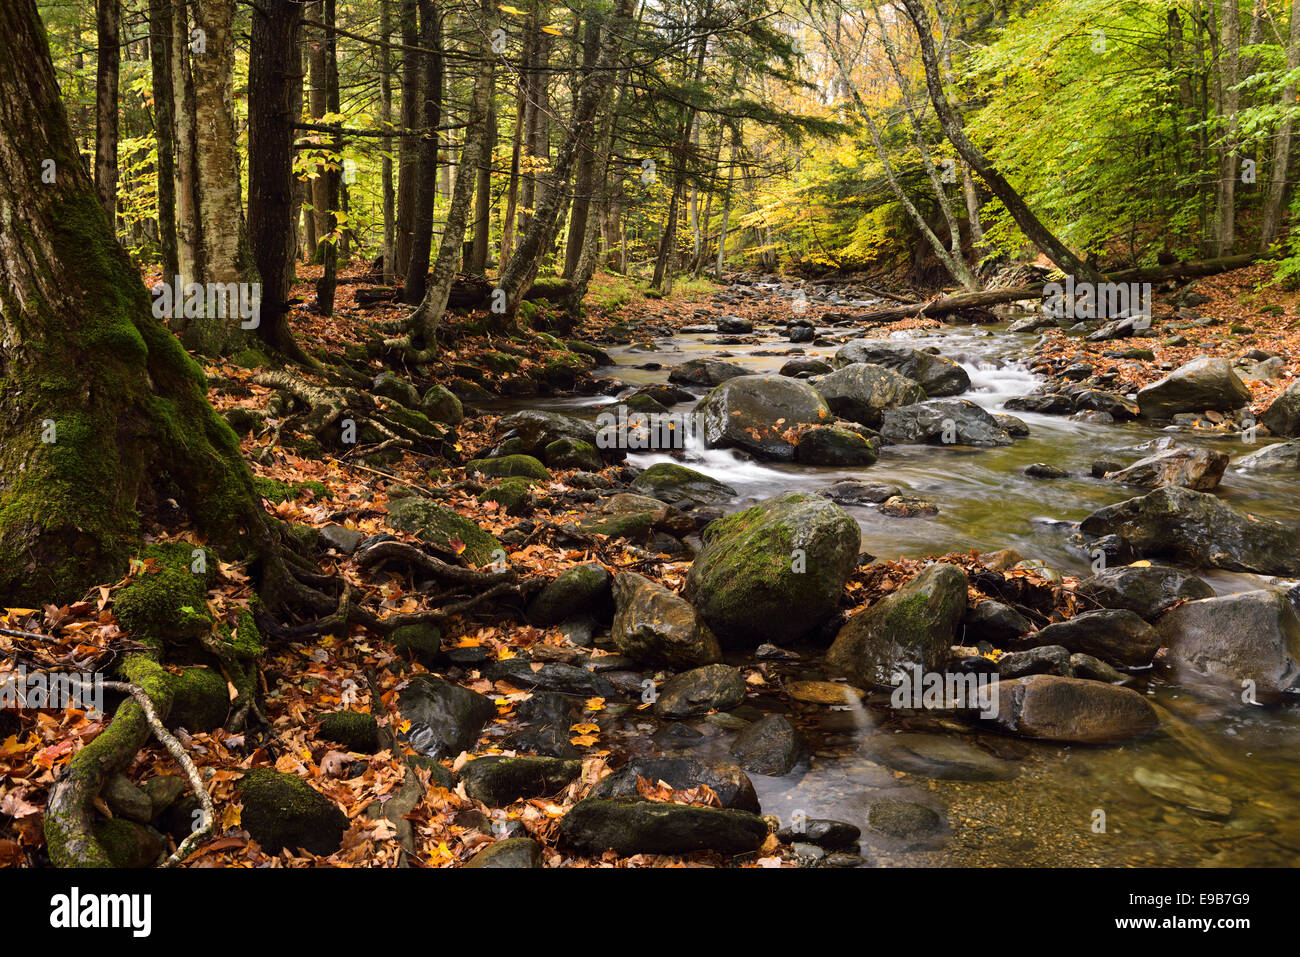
[1136,357,1251,419]
[611,572,721,668]
[1261,380,1300,437]
[1074,564,1214,621]
[833,341,971,396]
[879,399,1013,447]
[695,375,831,460]
[809,362,926,426]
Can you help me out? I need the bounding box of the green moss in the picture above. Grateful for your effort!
[253,476,333,504]
[465,454,551,480]
[168,667,229,732]
[477,477,536,515]
[318,710,380,753]
[92,818,164,868]
[483,351,522,373]
[235,768,348,855]
[114,545,213,648]
[228,347,270,369]
[383,404,445,438]
[391,622,443,666]
[543,438,601,470]
[385,498,504,567]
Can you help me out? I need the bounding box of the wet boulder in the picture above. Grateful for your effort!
[397,675,496,759]
[667,358,752,388]
[630,462,737,509]
[695,374,831,460]
[528,563,612,626]
[1079,486,1300,576]
[827,563,968,690]
[1236,439,1300,472]
[560,798,767,856]
[809,362,926,426]
[833,341,971,396]
[1023,609,1159,668]
[456,756,582,806]
[385,498,503,566]
[879,400,1013,447]
[611,572,721,668]
[1103,447,1229,491]
[728,715,803,776]
[686,492,860,645]
[1153,590,1300,704]
[1073,564,1214,621]
[591,757,761,812]
[1261,381,1300,437]
[989,675,1158,743]
[794,426,878,466]
[653,664,747,718]
[1136,357,1251,419]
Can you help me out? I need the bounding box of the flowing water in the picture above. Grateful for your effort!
[513,312,1300,866]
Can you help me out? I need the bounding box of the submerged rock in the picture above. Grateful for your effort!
[653,664,747,718]
[728,714,803,776]
[879,400,1013,447]
[989,674,1158,743]
[560,798,767,856]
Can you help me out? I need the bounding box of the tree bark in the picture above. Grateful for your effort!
[313,0,342,315]
[402,0,442,304]
[248,0,310,361]
[172,0,200,285]
[148,0,179,280]
[1214,0,1241,256]
[469,92,495,275]
[381,0,397,284]
[1260,0,1299,249]
[394,0,420,278]
[95,0,120,226]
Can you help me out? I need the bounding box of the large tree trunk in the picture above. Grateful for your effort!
[410,0,495,347]
[313,0,342,315]
[498,0,633,315]
[469,93,495,275]
[403,0,443,303]
[563,18,604,279]
[897,0,1102,283]
[95,0,120,226]
[308,0,330,257]
[1214,0,1241,256]
[499,24,532,269]
[381,0,397,284]
[148,0,179,280]
[248,0,310,361]
[0,0,267,604]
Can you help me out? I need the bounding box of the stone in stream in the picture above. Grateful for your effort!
[1235,439,1300,471]
[1025,463,1069,479]
[1136,356,1252,419]
[494,410,602,459]
[456,756,582,806]
[630,461,737,509]
[776,819,861,849]
[1073,564,1215,621]
[667,357,752,387]
[685,492,860,646]
[833,341,971,396]
[235,769,348,855]
[695,374,832,460]
[653,664,747,718]
[866,800,944,838]
[869,732,1017,781]
[817,479,902,506]
[878,495,939,517]
[1103,446,1229,491]
[996,645,1074,679]
[560,798,768,856]
[963,600,1032,644]
[398,675,496,759]
[780,356,833,378]
[809,362,926,426]
[728,714,804,776]
[879,399,1013,447]
[1132,766,1232,819]
[1153,589,1300,704]
[1079,486,1300,576]
[988,675,1158,743]
[591,757,761,812]
[785,680,864,705]
[489,658,616,698]
[463,837,544,868]
[610,571,722,668]
[502,691,579,759]
[826,563,968,690]
[527,563,613,626]
[545,437,603,470]
[1069,652,1130,684]
[1075,389,1139,419]
[996,413,1031,436]
[1261,380,1300,437]
[716,315,754,333]
[1004,394,1075,415]
[1024,609,1160,668]
[795,426,879,466]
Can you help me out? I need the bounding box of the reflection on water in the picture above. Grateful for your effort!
[529,317,1300,866]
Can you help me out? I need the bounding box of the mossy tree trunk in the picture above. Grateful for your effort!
[0,0,269,605]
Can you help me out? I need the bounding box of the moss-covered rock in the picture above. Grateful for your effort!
[372,371,422,408]
[92,818,167,868]
[543,437,602,470]
[465,454,551,480]
[421,384,464,425]
[114,545,213,647]
[483,351,523,373]
[167,666,229,732]
[235,768,348,855]
[456,755,582,806]
[685,492,860,646]
[794,426,879,466]
[630,462,737,509]
[252,476,332,504]
[477,477,536,516]
[382,403,445,439]
[463,837,543,868]
[560,798,767,856]
[528,563,613,625]
[228,347,270,369]
[390,622,443,666]
[385,497,503,566]
[318,710,380,753]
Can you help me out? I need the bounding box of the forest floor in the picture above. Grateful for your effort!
[1,261,1296,868]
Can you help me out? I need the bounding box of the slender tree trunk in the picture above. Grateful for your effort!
[248,0,310,361]
[95,0,120,226]
[381,0,397,283]
[411,0,495,346]
[172,0,200,285]
[148,0,179,280]
[1214,0,1241,255]
[715,126,738,276]
[563,18,603,278]
[394,0,420,277]
[1261,0,1300,248]
[314,0,341,315]
[897,0,1102,282]
[403,0,442,303]
[470,93,495,275]
[308,1,330,257]
[498,0,633,314]
[500,25,533,269]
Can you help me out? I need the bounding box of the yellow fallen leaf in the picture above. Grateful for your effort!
[585,697,605,712]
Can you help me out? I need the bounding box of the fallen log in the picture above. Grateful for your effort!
[856,252,1276,323]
